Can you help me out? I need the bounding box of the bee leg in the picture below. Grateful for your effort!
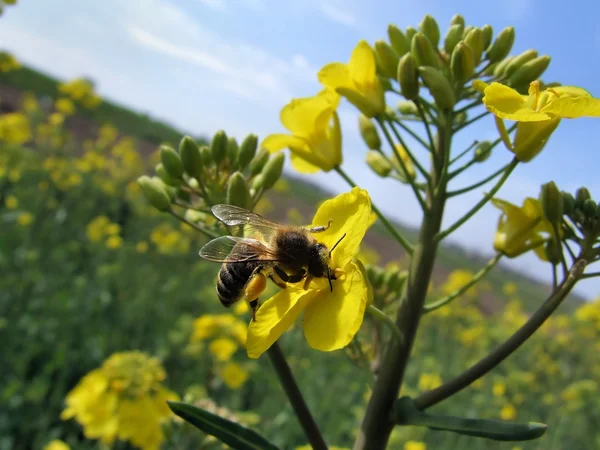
[303,275,314,290]
[307,219,332,233]
[249,299,259,322]
[269,273,288,290]
[244,272,267,322]
[274,266,306,284]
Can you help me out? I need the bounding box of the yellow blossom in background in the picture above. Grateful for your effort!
[493,381,507,397]
[97,123,119,148]
[418,372,442,391]
[458,325,485,347]
[404,441,426,450]
[233,301,249,315]
[503,282,518,296]
[297,446,349,450]
[191,314,247,346]
[43,440,70,450]
[86,216,111,243]
[441,269,477,298]
[5,195,18,210]
[0,113,31,144]
[247,188,373,358]
[61,351,178,450]
[8,168,21,182]
[55,97,76,116]
[209,338,238,361]
[491,197,553,259]
[574,298,600,328]
[105,235,123,250]
[149,223,191,254]
[135,241,149,253]
[59,77,102,109]
[318,40,385,117]
[220,362,249,389]
[49,113,65,127]
[500,403,517,420]
[105,223,121,236]
[22,92,40,112]
[17,212,33,227]
[262,89,341,173]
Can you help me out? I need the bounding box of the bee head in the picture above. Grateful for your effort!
[308,233,347,292]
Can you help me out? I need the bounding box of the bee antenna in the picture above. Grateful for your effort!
[329,233,347,258]
[327,267,333,292]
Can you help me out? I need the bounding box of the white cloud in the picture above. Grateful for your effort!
[196,0,227,11]
[319,3,357,27]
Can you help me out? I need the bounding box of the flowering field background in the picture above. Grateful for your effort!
[1,62,600,449]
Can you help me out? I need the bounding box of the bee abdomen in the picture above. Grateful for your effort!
[216,262,259,307]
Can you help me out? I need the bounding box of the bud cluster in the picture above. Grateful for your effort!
[365,264,408,305]
[137,131,284,217]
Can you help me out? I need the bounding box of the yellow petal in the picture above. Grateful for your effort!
[318,87,342,110]
[290,152,321,174]
[483,82,550,121]
[541,96,600,118]
[281,96,334,136]
[262,134,310,154]
[246,289,318,359]
[513,118,560,162]
[550,86,591,98]
[311,187,372,269]
[472,79,489,93]
[318,63,353,91]
[349,40,376,88]
[337,86,377,118]
[303,260,371,351]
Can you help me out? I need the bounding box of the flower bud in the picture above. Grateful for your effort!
[375,40,400,79]
[179,135,203,181]
[200,145,212,166]
[454,111,467,126]
[366,150,392,177]
[397,53,419,100]
[540,181,563,224]
[561,192,575,216]
[419,14,440,49]
[508,56,551,88]
[359,115,381,150]
[405,26,417,43]
[483,61,499,76]
[443,24,464,54]
[260,153,285,190]
[411,32,439,68]
[388,24,409,56]
[210,130,228,164]
[504,49,538,77]
[474,141,492,162]
[513,119,560,162]
[486,26,515,62]
[387,268,408,293]
[545,240,562,266]
[249,149,269,175]
[464,28,484,65]
[137,175,171,211]
[160,144,184,179]
[378,75,393,92]
[238,133,258,170]
[251,174,264,191]
[397,101,419,115]
[451,42,475,84]
[481,24,493,49]
[584,198,597,218]
[461,25,474,39]
[575,187,591,208]
[155,163,179,187]
[418,66,456,109]
[450,14,465,28]
[226,171,252,209]
[493,56,514,78]
[227,137,239,169]
[366,265,385,289]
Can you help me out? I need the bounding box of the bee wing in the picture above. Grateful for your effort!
[211,204,282,240]
[199,236,281,263]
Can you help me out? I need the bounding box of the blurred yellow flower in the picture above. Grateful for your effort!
[500,403,517,420]
[191,314,247,346]
[441,269,477,298]
[49,113,65,127]
[0,113,31,144]
[5,195,18,210]
[233,301,249,315]
[209,337,238,361]
[61,351,178,450]
[22,92,40,113]
[574,298,600,327]
[105,223,121,236]
[493,381,507,397]
[8,168,21,182]
[262,89,341,173]
[318,40,385,117]
[43,440,70,450]
[55,97,76,116]
[17,212,33,227]
[392,145,416,180]
[105,235,123,249]
[458,325,485,347]
[59,77,102,109]
[404,441,426,450]
[97,123,119,148]
[418,373,442,391]
[503,282,518,296]
[86,216,111,243]
[220,362,249,389]
[150,223,191,254]
[135,241,149,253]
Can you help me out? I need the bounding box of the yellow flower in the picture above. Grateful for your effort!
[0,113,31,144]
[418,372,442,391]
[17,212,33,227]
[43,440,70,450]
[297,446,350,450]
[105,223,121,236]
[49,113,65,127]
[404,441,426,450]
[503,282,518,296]
[318,40,385,117]
[22,92,40,113]
[441,269,477,298]
[209,337,238,361]
[136,241,149,253]
[55,97,76,115]
[191,314,247,346]
[491,197,553,259]
[262,89,341,173]
[233,301,249,315]
[392,145,416,180]
[5,195,18,210]
[246,188,373,358]
[500,403,517,420]
[86,216,110,243]
[61,351,178,450]
[493,381,507,397]
[105,235,123,249]
[220,362,249,389]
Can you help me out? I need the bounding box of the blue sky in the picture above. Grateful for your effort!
[2,0,600,298]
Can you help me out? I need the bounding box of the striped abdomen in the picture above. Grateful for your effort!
[217,261,261,307]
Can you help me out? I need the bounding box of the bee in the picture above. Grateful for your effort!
[199,204,346,320]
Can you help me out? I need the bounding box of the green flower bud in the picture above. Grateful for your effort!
[575,187,591,208]
[375,40,400,79]
[454,111,467,125]
[227,137,239,169]
[179,136,203,181]
[366,150,392,177]
[583,198,597,218]
[378,75,393,92]
[238,134,258,170]
[388,24,409,56]
[226,171,252,209]
[545,240,562,266]
[474,141,493,162]
[397,53,419,100]
[260,153,285,190]
[389,270,408,293]
[177,187,191,203]
[366,265,385,289]
[397,101,419,115]
[450,14,465,28]
[461,25,474,39]
[200,145,212,166]
[155,163,179,187]
[464,28,484,65]
[418,66,456,109]
[483,61,499,76]
[249,149,269,175]
[160,144,184,179]
[481,24,493,49]
[210,129,228,164]
[419,14,440,49]
[486,26,515,62]
[504,49,538,77]
[443,24,464,54]
[540,181,563,224]
[508,56,551,88]
[359,115,381,150]
[493,56,514,78]
[561,191,576,216]
[137,175,171,211]
[405,26,417,43]
[451,42,475,84]
[411,32,439,68]
[251,173,264,191]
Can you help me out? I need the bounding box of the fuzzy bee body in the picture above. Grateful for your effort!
[216,257,261,307]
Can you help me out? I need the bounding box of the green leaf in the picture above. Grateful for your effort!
[394,397,547,441]
[168,401,281,450]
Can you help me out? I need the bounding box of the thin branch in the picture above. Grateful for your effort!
[453,110,490,132]
[416,100,435,155]
[387,120,431,183]
[367,305,404,344]
[169,210,219,239]
[449,141,478,166]
[447,164,511,197]
[389,117,432,151]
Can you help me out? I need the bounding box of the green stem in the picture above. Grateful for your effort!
[387,119,431,183]
[436,158,519,242]
[267,342,328,450]
[390,117,432,150]
[552,222,568,278]
[376,118,428,211]
[448,159,476,180]
[447,164,511,197]
[414,259,586,410]
[454,98,483,116]
[580,271,600,279]
[423,253,503,313]
[449,141,478,165]
[417,98,441,129]
[453,110,490,132]
[335,166,414,256]
[169,210,219,239]
[367,305,404,344]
